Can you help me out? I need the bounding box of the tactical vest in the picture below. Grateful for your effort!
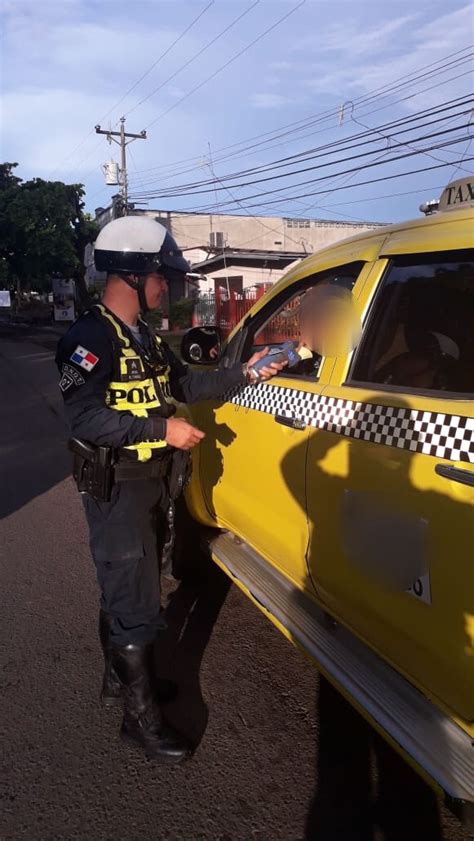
[94,304,175,462]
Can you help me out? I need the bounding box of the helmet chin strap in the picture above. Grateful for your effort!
[121,274,149,314]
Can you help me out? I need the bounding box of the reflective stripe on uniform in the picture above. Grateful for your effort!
[96,304,132,347]
[93,304,171,462]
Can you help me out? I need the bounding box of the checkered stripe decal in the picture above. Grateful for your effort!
[226,383,474,463]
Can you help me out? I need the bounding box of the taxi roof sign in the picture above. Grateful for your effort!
[438,176,474,212]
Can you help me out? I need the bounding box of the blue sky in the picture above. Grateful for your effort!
[1,0,473,223]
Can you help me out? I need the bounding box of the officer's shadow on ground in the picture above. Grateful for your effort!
[280,393,472,841]
[0,345,71,519]
[152,407,237,745]
[154,511,231,748]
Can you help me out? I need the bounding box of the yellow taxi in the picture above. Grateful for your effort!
[180,176,474,828]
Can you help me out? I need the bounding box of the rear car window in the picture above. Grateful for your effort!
[351,250,474,394]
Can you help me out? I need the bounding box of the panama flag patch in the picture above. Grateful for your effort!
[70,345,99,372]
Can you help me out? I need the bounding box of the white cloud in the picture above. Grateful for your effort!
[301,3,473,107]
[1,0,471,222]
[250,93,294,109]
[314,14,418,58]
[269,60,294,71]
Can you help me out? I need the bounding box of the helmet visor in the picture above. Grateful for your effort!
[160,230,190,279]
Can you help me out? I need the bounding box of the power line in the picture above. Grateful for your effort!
[76,46,472,194]
[449,105,474,180]
[133,98,474,195]
[124,1,260,119]
[144,0,307,130]
[132,46,473,178]
[346,100,473,175]
[161,147,474,215]
[130,112,473,199]
[129,69,473,191]
[49,2,214,179]
[286,110,473,219]
[321,185,445,209]
[62,0,305,185]
[109,1,215,120]
[134,98,469,191]
[237,156,474,214]
[213,48,473,163]
[203,153,310,250]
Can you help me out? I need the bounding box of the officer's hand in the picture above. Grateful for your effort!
[247,347,287,381]
[165,417,205,450]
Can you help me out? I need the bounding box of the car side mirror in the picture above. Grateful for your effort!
[181,326,223,365]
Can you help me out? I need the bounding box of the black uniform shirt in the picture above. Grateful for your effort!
[55,309,246,449]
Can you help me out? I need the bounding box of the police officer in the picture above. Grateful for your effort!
[56,215,283,764]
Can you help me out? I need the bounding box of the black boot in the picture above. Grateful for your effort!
[99,612,178,708]
[99,610,122,708]
[111,643,191,763]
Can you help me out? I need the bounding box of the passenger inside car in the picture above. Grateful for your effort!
[374,330,460,391]
[352,255,474,395]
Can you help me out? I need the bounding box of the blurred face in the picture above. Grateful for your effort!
[145,272,168,310]
[299,285,361,357]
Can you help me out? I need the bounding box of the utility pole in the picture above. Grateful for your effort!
[95,117,146,216]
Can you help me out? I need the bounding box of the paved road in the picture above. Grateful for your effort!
[0,326,470,841]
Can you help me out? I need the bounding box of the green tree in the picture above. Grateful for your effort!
[0,163,98,307]
[0,162,22,190]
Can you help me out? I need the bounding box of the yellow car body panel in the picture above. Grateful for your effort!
[185,193,474,752]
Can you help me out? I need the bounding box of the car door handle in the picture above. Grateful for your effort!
[275,415,307,430]
[435,464,474,487]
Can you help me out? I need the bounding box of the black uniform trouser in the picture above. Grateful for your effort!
[83,478,168,646]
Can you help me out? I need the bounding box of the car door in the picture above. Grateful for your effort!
[190,260,368,589]
[305,246,474,720]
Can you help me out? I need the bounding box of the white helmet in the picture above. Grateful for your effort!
[94,216,190,279]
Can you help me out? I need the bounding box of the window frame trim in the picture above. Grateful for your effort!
[228,260,366,383]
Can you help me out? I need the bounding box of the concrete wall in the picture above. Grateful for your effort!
[151,210,381,255]
[94,204,385,293]
[152,210,384,292]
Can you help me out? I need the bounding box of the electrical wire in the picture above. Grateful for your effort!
[203,154,310,250]
[186,156,474,215]
[131,99,473,196]
[49,1,215,178]
[280,110,471,220]
[129,66,474,192]
[79,48,473,194]
[128,80,470,189]
[124,1,260,119]
[130,118,473,200]
[64,0,306,183]
[132,46,473,178]
[134,47,473,175]
[144,0,307,130]
[320,185,445,209]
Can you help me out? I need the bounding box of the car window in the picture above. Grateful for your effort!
[250,264,362,379]
[350,250,474,394]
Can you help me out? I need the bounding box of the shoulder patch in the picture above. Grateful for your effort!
[59,363,86,392]
[70,345,99,371]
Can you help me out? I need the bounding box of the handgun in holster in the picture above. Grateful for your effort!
[68,438,115,502]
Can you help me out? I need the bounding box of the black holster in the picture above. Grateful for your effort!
[68,438,115,502]
[168,449,192,502]
[161,449,192,577]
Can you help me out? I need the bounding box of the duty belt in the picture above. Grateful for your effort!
[69,437,171,501]
[114,457,171,482]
